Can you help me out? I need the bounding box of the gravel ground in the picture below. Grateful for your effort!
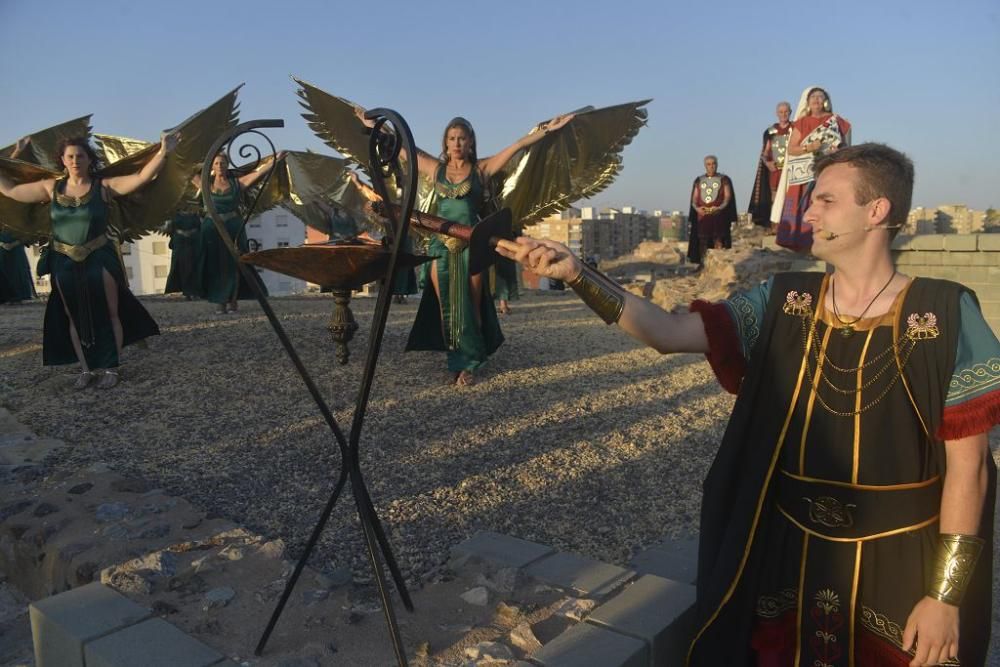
[2,286,998,661]
[0,293,731,585]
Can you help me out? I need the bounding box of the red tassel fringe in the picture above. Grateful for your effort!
[937,390,1000,440]
[690,299,746,395]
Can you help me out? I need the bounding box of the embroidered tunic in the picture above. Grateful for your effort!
[687,273,998,666]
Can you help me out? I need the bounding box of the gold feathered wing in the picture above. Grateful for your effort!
[0,116,95,242]
[1,115,93,171]
[0,159,62,243]
[101,85,242,242]
[294,79,373,176]
[490,100,650,231]
[251,151,374,236]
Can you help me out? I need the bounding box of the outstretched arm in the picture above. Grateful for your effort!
[495,237,709,354]
[354,107,439,180]
[104,131,179,197]
[0,173,53,204]
[237,150,288,189]
[478,113,574,179]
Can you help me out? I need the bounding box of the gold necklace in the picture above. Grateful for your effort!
[830,271,896,338]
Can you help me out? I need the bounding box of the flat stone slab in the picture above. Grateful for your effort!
[0,438,65,465]
[588,574,697,666]
[30,582,152,667]
[525,551,635,601]
[84,617,227,667]
[628,537,698,585]
[534,621,647,667]
[451,531,554,570]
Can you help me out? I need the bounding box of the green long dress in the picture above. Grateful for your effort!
[42,178,159,368]
[198,176,265,304]
[0,229,36,303]
[164,210,201,298]
[405,167,503,372]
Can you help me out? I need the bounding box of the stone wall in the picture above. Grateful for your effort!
[892,234,1000,334]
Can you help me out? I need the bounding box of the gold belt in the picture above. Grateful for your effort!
[776,470,941,541]
[0,241,21,251]
[51,235,109,262]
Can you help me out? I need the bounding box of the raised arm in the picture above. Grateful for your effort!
[10,137,30,159]
[0,173,53,204]
[104,131,179,197]
[495,237,709,354]
[478,113,574,179]
[354,107,439,180]
[236,150,288,189]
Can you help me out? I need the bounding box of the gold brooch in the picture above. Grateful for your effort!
[905,312,939,341]
[782,290,813,317]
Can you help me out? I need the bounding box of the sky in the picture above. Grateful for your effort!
[2,0,998,214]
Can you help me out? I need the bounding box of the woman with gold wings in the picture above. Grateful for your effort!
[0,133,177,388]
[295,79,649,386]
[368,113,571,385]
[1,115,94,304]
[197,149,287,314]
[0,87,241,387]
[0,139,40,304]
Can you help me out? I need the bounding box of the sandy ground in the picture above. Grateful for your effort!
[2,256,998,664]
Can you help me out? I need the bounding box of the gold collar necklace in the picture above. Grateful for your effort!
[830,271,896,338]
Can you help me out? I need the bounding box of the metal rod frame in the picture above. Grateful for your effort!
[199,114,419,666]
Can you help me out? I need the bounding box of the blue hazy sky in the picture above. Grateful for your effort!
[2,0,998,213]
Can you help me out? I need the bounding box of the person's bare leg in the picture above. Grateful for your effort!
[97,269,123,388]
[429,260,444,334]
[102,269,123,356]
[469,272,483,328]
[55,277,93,387]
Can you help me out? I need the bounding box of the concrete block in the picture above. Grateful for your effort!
[891,234,916,250]
[943,235,978,251]
[451,531,554,570]
[0,438,65,466]
[84,618,226,667]
[533,622,648,667]
[30,582,151,667]
[976,234,1000,251]
[965,253,994,267]
[525,552,635,601]
[907,235,945,251]
[959,267,989,284]
[588,575,697,667]
[920,253,944,266]
[629,537,698,585]
[788,260,826,273]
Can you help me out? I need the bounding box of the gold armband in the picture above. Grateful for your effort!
[928,533,984,606]
[567,264,625,325]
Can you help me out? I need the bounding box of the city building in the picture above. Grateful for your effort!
[245,208,307,296]
[906,205,986,235]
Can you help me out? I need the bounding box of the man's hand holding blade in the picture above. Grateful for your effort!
[496,237,625,325]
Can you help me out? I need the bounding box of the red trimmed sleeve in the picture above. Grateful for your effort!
[690,300,746,395]
[937,390,1000,441]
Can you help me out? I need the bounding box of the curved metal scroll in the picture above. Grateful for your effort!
[200,118,419,666]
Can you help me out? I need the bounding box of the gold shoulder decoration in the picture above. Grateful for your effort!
[782,290,814,317]
[905,312,940,341]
